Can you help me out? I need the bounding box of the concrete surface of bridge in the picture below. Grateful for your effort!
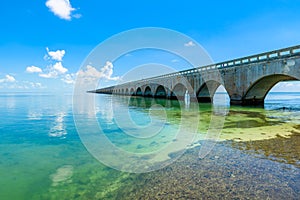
[92,45,300,106]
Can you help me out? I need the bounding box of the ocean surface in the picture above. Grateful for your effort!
[0,92,300,199]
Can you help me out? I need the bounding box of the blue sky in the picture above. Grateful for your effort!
[1,0,300,93]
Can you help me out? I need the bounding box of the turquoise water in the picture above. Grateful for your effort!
[0,92,300,199]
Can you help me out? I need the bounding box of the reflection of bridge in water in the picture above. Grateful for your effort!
[93,45,300,106]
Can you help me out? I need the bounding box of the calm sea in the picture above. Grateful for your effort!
[0,92,299,199]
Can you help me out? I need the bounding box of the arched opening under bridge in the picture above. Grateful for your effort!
[155,85,167,98]
[144,86,153,97]
[171,83,188,100]
[212,85,230,106]
[130,88,135,96]
[264,80,300,110]
[136,87,143,96]
[243,74,298,106]
[197,80,221,103]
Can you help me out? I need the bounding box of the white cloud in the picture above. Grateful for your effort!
[5,75,16,82]
[271,81,300,92]
[46,47,65,61]
[23,81,44,89]
[53,62,68,74]
[0,75,16,83]
[39,71,58,78]
[30,82,43,88]
[45,0,79,20]
[184,41,196,47]
[73,13,82,19]
[39,62,68,78]
[99,61,120,81]
[36,47,69,79]
[22,46,73,86]
[36,83,42,88]
[171,59,179,63]
[77,61,120,83]
[26,66,43,73]
[61,73,76,84]
[77,65,101,80]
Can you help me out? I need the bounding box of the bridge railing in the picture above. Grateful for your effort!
[214,44,300,69]
[96,45,300,92]
[138,45,300,82]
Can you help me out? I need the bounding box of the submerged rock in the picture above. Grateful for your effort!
[50,165,73,186]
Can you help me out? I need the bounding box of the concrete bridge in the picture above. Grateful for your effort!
[92,45,300,106]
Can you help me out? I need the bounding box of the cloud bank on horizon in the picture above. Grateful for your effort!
[23,46,120,89]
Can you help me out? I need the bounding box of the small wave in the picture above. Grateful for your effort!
[271,107,300,112]
[49,129,67,138]
[27,112,42,120]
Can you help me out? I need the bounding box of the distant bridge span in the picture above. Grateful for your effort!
[92,45,300,106]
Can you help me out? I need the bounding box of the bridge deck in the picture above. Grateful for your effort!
[92,45,300,105]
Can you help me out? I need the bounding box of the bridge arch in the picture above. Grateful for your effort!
[130,88,135,95]
[155,85,167,98]
[243,74,298,105]
[136,87,143,96]
[144,86,153,97]
[125,88,129,95]
[197,80,222,103]
[171,83,188,100]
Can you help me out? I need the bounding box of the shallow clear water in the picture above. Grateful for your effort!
[0,92,300,199]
